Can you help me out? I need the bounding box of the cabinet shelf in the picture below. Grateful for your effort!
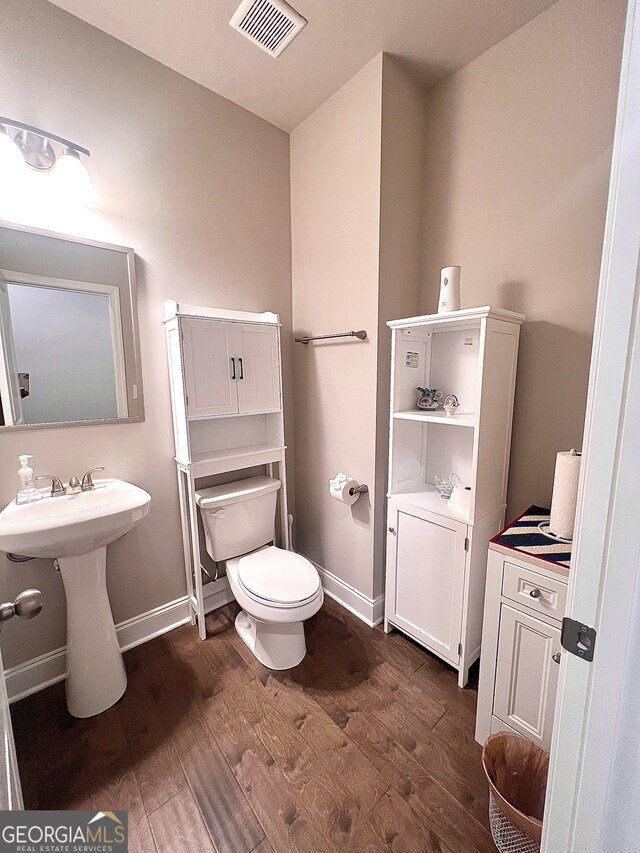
[389,485,471,523]
[187,407,282,422]
[176,443,286,475]
[393,409,476,427]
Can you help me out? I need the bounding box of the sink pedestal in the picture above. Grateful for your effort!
[58,546,126,718]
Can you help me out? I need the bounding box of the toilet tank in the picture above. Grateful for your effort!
[195,476,281,562]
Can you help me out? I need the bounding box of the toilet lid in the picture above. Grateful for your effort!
[238,546,320,605]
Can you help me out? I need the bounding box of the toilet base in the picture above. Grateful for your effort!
[234,610,306,670]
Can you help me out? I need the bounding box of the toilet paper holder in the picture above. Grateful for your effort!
[349,483,369,496]
[328,473,369,505]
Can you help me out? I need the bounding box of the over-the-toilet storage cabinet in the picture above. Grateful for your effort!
[180,318,281,418]
[164,302,289,640]
[384,307,524,686]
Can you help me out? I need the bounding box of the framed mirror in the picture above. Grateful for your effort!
[0,222,144,429]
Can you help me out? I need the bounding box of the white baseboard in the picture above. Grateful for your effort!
[312,561,384,628]
[203,577,235,614]
[4,565,381,702]
[117,595,191,652]
[4,587,229,704]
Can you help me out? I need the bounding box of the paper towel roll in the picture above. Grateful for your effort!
[329,473,359,506]
[549,449,582,539]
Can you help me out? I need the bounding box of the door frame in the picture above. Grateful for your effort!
[543,0,640,848]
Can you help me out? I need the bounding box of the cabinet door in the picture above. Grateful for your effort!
[388,507,467,665]
[494,604,561,750]
[236,323,281,414]
[181,318,238,418]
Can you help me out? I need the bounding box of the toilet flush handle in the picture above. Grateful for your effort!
[210,509,226,518]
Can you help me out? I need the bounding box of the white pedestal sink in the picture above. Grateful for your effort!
[0,479,151,717]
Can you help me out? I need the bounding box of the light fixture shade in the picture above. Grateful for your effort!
[0,127,28,189]
[53,148,95,206]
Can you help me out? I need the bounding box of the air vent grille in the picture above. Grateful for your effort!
[230,0,307,57]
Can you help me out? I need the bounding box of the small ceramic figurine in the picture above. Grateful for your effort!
[416,388,443,410]
[444,394,460,416]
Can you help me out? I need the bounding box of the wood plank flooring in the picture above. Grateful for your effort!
[10,598,493,852]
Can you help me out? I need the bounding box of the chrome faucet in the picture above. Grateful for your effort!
[35,467,105,498]
[68,466,105,494]
[67,476,82,495]
[35,475,65,498]
[81,467,105,491]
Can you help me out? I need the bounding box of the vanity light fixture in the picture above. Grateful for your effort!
[0,116,93,202]
[0,124,27,170]
[0,124,28,194]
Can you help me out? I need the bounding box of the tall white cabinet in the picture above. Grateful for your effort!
[164,301,289,639]
[384,307,524,686]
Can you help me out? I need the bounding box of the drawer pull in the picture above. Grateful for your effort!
[552,652,561,664]
[529,588,542,598]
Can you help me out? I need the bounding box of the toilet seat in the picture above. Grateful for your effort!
[236,546,320,608]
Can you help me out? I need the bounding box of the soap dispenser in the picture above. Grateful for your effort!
[16,455,41,505]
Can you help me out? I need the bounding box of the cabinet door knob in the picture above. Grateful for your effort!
[388,527,395,534]
[552,652,561,664]
[529,587,542,598]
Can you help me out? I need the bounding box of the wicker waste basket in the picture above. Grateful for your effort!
[482,732,550,853]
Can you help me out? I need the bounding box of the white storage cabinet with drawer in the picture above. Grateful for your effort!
[475,544,568,750]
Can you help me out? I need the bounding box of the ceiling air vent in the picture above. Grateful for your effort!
[230,0,307,58]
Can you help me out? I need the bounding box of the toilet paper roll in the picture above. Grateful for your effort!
[329,473,359,506]
[549,449,582,539]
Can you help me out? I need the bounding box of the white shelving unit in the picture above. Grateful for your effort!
[163,301,289,639]
[384,306,524,686]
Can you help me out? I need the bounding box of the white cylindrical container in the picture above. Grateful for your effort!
[549,449,582,539]
[438,266,461,314]
[329,473,360,506]
[448,478,471,517]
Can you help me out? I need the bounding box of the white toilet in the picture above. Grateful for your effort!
[196,476,323,670]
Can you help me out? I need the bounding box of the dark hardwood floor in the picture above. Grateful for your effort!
[10,598,494,853]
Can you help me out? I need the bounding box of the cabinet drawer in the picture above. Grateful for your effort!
[502,562,567,620]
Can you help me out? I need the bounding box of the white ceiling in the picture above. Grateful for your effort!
[47,0,558,132]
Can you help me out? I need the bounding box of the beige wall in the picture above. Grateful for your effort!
[420,0,626,519]
[374,58,425,596]
[0,0,292,669]
[291,55,424,602]
[290,55,383,601]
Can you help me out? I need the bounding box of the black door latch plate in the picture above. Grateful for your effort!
[561,617,596,662]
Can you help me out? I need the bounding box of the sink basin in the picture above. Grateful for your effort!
[0,478,150,558]
[0,478,151,718]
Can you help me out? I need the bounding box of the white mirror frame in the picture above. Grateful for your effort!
[0,221,144,431]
